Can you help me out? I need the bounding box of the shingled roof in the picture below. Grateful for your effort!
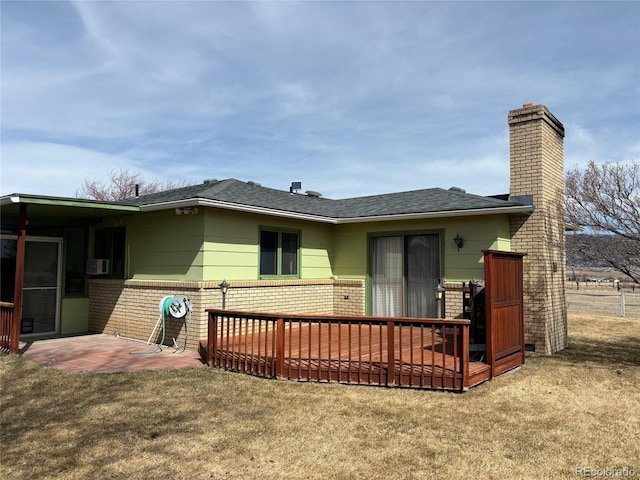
[120,178,533,222]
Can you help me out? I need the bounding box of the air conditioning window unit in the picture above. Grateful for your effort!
[87,259,109,275]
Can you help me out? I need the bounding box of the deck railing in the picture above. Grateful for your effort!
[206,309,471,391]
[0,302,18,354]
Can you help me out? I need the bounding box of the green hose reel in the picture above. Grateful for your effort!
[160,295,191,319]
[131,295,193,355]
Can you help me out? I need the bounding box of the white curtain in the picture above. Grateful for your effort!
[371,234,441,318]
[371,236,403,317]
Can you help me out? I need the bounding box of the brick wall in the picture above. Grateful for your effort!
[88,279,210,351]
[333,280,366,316]
[89,278,365,350]
[444,283,465,319]
[508,104,567,354]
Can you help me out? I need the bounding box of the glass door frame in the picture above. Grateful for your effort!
[368,230,443,318]
[2,235,63,337]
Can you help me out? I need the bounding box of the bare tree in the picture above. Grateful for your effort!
[76,168,190,201]
[565,160,640,283]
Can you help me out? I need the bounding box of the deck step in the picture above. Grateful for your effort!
[198,340,208,363]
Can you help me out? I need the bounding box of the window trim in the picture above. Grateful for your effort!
[258,227,301,279]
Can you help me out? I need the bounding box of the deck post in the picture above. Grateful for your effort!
[10,204,27,355]
[275,317,285,379]
[461,324,470,390]
[207,312,217,366]
[386,320,395,386]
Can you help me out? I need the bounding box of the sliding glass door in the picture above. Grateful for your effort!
[371,234,441,318]
[405,234,440,317]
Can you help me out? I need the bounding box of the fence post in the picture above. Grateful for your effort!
[621,290,626,318]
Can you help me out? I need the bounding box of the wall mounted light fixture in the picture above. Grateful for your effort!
[433,280,445,319]
[219,279,230,309]
[453,233,464,251]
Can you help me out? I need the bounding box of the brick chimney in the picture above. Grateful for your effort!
[508,104,567,354]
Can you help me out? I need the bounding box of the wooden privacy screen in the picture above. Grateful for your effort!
[483,250,526,378]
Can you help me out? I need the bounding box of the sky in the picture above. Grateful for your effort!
[1,1,639,200]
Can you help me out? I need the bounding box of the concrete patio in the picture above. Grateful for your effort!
[17,334,205,373]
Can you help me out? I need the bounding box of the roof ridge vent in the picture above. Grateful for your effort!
[306,190,322,198]
[247,181,262,187]
[203,178,218,184]
[448,186,466,194]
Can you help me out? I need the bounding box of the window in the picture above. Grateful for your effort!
[65,226,88,295]
[0,238,17,303]
[94,227,126,278]
[259,229,299,277]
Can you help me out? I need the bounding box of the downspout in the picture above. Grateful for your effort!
[11,203,26,354]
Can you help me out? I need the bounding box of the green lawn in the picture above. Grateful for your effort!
[1,312,638,480]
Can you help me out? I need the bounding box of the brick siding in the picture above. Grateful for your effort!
[508,104,567,354]
[89,278,365,350]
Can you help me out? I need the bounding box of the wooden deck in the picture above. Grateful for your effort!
[203,311,492,391]
[200,253,523,392]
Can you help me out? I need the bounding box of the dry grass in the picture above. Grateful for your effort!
[2,312,639,480]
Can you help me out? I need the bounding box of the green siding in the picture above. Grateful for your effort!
[203,209,334,281]
[332,224,369,279]
[334,215,512,283]
[60,297,89,334]
[97,207,511,284]
[122,210,205,281]
[203,209,259,280]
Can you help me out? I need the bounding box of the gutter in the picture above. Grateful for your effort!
[0,195,22,206]
[140,198,338,223]
[336,204,534,224]
[1,195,140,212]
[140,198,534,224]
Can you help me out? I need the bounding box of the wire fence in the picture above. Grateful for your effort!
[567,281,639,292]
[567,289,640,318]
